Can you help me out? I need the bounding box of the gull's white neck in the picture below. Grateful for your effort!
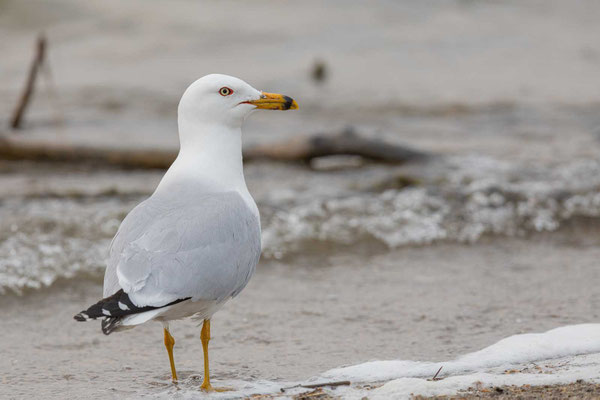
[155,120,257,215]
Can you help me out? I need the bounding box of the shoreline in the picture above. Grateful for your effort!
[2,232,599,398]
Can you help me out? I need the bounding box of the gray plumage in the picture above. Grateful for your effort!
[103,188,261,311]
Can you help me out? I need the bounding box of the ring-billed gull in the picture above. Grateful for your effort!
[74,74,298,390]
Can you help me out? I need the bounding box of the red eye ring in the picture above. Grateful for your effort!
[219,87,233,96]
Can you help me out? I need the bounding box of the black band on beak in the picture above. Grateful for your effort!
[282,96,294,110]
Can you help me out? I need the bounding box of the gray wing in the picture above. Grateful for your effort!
[103,198,156,297]
[103,191,261,308]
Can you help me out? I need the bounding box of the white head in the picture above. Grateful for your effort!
[165,74,298,197]
[178,74,298,131]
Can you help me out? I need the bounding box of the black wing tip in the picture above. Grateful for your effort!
[73,311,121,335]
[101,317,122,335]
[74,310,121,334]
[74,312,89,322]
[75,289,190,332]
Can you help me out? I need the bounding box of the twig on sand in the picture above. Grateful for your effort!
[10,34,47,130]
[431,366,443,381]
[0,129,430,168]
[280,380,351,393]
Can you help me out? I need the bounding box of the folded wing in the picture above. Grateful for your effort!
[103,190,261,309]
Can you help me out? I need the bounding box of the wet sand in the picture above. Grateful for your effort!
[2,229,599,399]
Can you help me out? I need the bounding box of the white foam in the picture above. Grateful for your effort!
[3,157,600,293]
[261,157,600,259]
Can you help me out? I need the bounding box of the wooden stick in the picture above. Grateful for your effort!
[432,366,443,381]
[280,380,351,392]
[10,34,46,130]
[300,380,351,389]
[0,129,429,169]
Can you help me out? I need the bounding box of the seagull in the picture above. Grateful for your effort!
[74,74,298,390]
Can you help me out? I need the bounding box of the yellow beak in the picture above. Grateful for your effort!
[248,92,299,110]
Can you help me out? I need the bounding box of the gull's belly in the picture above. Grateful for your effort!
[155,298,227,322]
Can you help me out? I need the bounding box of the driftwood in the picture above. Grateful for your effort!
[244,128,427,163]
[0,135,176,169]
[280,380,351,392]
[0,129,428,169]
[10,35,47,129]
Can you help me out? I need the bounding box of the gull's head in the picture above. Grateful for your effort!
[178,74,298,129]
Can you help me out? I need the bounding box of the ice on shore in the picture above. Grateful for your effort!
[153,324,600,399]
[322,324,600,382]
[364,354,600,399]
[319,324,600,399]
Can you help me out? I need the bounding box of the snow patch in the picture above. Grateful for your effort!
[322,324,600,382]
[366,353,600,399]
[148,324,600,399]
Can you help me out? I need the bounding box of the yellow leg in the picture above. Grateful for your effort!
[200,319,212,391]
[199,320,232,392]
[163,327,178,383]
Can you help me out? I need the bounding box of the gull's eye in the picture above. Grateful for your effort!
[219,87,233,96]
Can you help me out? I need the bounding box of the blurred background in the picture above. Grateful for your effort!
[1,1,599,398]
